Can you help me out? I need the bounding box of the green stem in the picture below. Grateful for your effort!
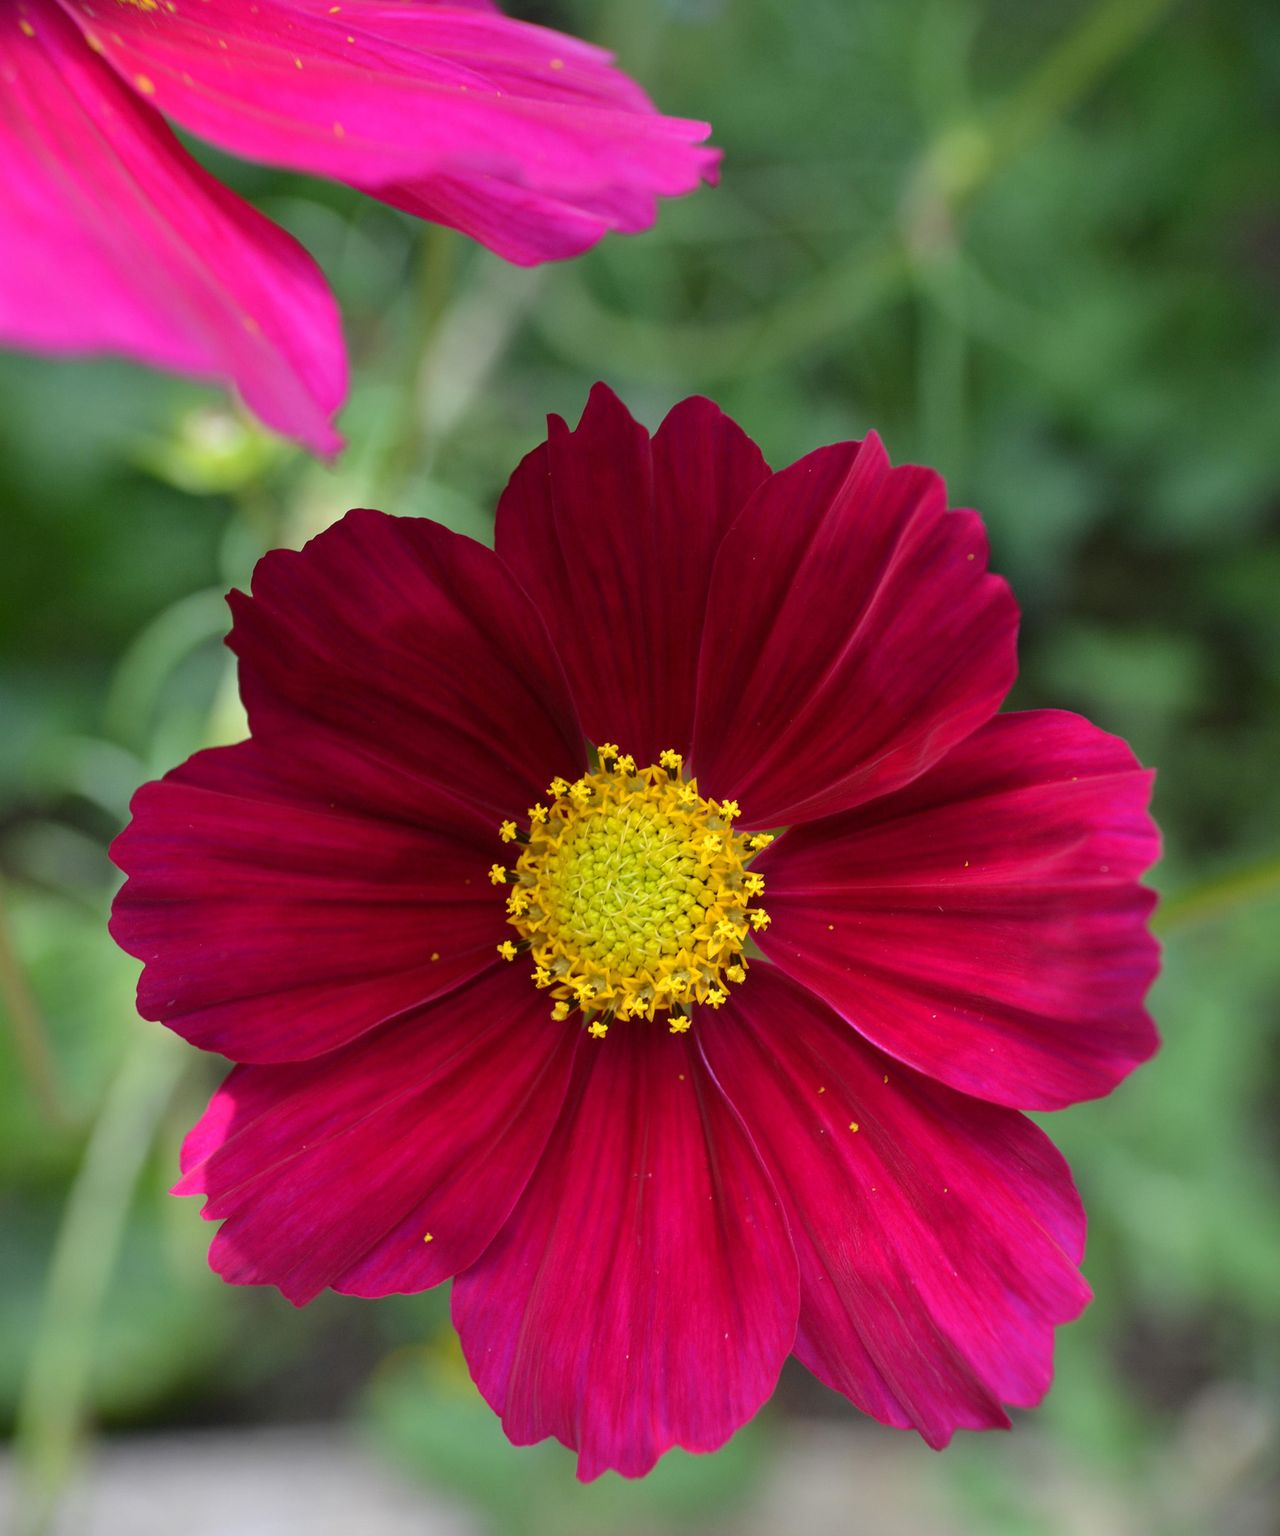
[1155,856,1280,936]
[377,223,457,505]
[13,1031,186,1536]
[914,250,969,480]
[0,874,75,1130]
[985,0,1178,176]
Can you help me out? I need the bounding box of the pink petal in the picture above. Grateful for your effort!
[381,173,663,268]
[226,508,585,827]
[57,0,718,264]
[495,386,770,762]
[702,968,1091,1447]
[110,740,502,1064]
[691,435,1018,826]
[1,0,345,453]
[757,711,1160,1108]
[452,1028,798,1480]
[176,966,581,1305]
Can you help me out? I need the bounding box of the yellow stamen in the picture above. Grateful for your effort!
[498,749,769,1034]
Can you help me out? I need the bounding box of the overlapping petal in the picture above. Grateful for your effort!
[58,0,718,263]
[1,0,345,453]
[495,385,770,763]
[757,711,1160,1108]
[226,508,585,828]
[110,740,501,1063]
[691,435,1018,826]
[176,966,581,1305]
[702,967,1090,1447]
[452,1028,798,1480]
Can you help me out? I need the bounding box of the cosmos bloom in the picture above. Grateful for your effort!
[0,4,716,454]
[111,385,1160,1479]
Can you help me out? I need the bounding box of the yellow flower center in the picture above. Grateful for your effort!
[493,747,772,1037]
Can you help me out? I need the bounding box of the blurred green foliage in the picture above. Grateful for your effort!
[1,0,1278,1532]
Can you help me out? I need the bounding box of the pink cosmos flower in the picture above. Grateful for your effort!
[110,385,1160,1479]
[0,4,715,454]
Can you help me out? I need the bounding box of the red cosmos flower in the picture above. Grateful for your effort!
[110,385,1160,1479]
[0,3,715,454]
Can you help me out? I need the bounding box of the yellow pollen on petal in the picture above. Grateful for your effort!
[499,820,518,843]
[497,749,769,1035]
[496,941,518,962]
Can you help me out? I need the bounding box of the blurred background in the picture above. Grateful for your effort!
[1,0,1278,1532]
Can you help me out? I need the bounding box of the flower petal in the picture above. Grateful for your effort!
[57,0,717,263]
[495,386,770,762]
[691,435,1018,826]
[1,0,345,453]
[702,967,1090,1447]
[227,508,585,828]
[452,1028,798,1480]
[110,740,502,1064]
[378,170,664,267]
[176,966,581,1305]
[757,711,1160,1108]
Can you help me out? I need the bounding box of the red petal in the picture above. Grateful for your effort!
[702,968,1090,1446]
[227,509,584,827]
[1,0,345,452]
[495,386,769,763]
[452,1028,797,1480]
[110,741,502,1063]
[56,0,717,265]
[758,711,1160,1108]
[691,435,1018,825]
[176,967,581,1305]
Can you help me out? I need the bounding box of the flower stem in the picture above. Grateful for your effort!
[1155,856,1280,937]
[0,874,75,1131]
[985,0,1178,177]
[377,222,457,506]
[12,1031,186,1536]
